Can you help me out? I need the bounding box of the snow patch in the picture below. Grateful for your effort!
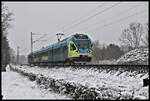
[116,48,149,65]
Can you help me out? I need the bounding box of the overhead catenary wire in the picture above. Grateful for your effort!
[33,2,120,50]
[31,31,57,51]
[33,2,134,51]
[88,9,148,32]
[33,34,48,43]
[37,34,56,46]
[31,23,64,48]
[63,2,121,35]
[32,2,147,51]
[35,3,106,48]
[79,3,144,31]
[60,2,106,32]
[33,23,67,48]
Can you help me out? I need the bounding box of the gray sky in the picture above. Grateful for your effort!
[4,2,149,56]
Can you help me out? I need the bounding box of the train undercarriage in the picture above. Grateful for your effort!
[29,57,92,66]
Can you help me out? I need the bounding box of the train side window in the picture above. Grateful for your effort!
[45,52,48,56]
[55,48,59,55]
[63,46,67,53]
[70,44,76,51]
[58,48,60,54]
[53,49,56,55]
[49,49,52,55]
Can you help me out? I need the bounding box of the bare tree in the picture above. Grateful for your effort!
[119,22,144,49]
[2,3,14,36]
[141,23,149,47]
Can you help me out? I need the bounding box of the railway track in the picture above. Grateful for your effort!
[20,63,149,73]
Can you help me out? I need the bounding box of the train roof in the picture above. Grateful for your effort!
[29,36,71,55]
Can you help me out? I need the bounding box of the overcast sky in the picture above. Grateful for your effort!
[4,2,149,56]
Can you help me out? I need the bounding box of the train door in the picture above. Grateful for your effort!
[68,41,78,58]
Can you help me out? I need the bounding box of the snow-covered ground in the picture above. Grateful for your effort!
[2,65,71,99]
[10,64,149,99]
[117,48,149,65]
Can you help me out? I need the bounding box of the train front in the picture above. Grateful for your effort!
[68,34,92,62]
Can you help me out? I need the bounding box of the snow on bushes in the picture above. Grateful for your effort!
[116,48,149,65]
[9,64,149,100]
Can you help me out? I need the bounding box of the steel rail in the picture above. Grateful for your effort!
[20,63,149,73]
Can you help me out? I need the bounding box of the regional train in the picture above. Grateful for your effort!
[28,33,92,65]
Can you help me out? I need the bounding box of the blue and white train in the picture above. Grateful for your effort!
[28,33,92,65]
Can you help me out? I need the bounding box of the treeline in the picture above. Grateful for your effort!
[1,36,11,66]
[92,41,124,63]
[91,22,149,63]
[1,3,14,71]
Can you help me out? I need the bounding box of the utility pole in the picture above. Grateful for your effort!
[17,46,19,64]
[30,32,47,57]
[31,32,33,55]
[56,33,64,42]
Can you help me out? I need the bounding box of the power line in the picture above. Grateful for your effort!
[33,34,48,43]
[37,34,56,46]
[79,3,144,31]
[36,3,105,47]
[32,2,120,50]
[60,2,106,32]
[88,9,147,32]
[30,23,63,48]
[32,9,147,52]
[63,2,121,34]
[31,2,147,51]
[33,34,56,51]
[33,29,63,49]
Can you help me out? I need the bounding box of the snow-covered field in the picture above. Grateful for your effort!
[2,65,71,99]
[9,64,149,100]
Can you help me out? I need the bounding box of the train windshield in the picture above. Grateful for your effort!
[76,40,90,49]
